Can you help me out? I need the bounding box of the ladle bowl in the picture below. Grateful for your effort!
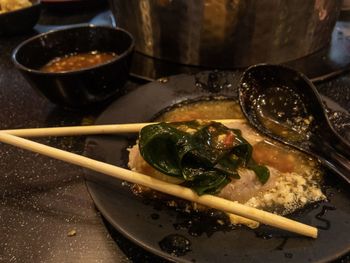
[239,64,350,184]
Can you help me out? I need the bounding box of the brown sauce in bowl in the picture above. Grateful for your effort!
[40,51,118,73]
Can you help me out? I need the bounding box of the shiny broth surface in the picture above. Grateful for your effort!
[157,99,244,122]
[40,51,117,73]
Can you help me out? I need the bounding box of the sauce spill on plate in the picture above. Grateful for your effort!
[158,234,192,256]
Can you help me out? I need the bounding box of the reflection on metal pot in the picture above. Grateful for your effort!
[109,0,341,68]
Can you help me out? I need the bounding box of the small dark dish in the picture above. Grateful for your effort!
[12,25,134,109]
[0,0,41,36]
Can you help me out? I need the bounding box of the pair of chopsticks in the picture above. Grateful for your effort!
[0,119,318,238]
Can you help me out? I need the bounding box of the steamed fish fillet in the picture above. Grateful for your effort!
[218,167,278,203]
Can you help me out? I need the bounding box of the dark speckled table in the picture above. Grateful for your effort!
[0,4,164,263]
[0,4,349,263]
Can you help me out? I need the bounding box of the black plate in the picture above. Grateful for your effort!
[84,72,350,263]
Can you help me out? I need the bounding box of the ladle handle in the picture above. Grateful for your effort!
[330,131,350,160]
[311,137,350,185]
[322,152,350,185]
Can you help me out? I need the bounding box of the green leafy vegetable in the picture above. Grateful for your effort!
[139,121,269,195]
[247,163,270,184]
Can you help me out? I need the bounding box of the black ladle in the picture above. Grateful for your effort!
[238,64,350,184]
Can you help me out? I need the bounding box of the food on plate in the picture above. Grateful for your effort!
[40,51,118,73]
[128,99,326,227]
[138,120,270,195]
[0,0,32,13]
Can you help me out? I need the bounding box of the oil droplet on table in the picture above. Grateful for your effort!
[151,213,160,220]
[158,77,169,83]
[285,252,293,258]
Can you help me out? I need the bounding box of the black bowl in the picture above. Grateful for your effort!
[0,0,41,35]
[12,25,135,109]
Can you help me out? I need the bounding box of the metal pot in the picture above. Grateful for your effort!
[109,0,341,68]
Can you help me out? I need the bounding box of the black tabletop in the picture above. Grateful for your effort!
[0,4,162,263]
[0,4,349,263]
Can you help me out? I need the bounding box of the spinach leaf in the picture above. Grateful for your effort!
[214,154,241,178]
[139,123,195,178]
[247,162,270,184]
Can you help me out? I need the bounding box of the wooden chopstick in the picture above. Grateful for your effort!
[0,132,318,238]
[1,119,245,138]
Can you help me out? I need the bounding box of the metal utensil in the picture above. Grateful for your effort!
[238,64,350,184]
[109,0,341,68]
